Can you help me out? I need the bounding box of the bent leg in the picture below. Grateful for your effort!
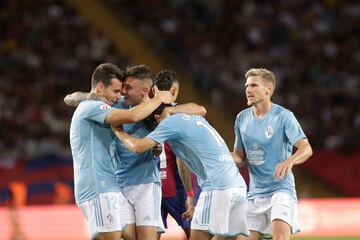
[271,219,291,240]
[182,227,191,239]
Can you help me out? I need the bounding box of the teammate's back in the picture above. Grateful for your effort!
[148,113,246,191]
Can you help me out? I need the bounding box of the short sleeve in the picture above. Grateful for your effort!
[283,111,306,145]
[234,113,244,150]
[82,101,115,125]
[146,116,180,144]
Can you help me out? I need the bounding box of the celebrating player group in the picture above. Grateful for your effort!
[66,63,312,240]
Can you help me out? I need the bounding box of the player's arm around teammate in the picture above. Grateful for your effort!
[68,63,172,240]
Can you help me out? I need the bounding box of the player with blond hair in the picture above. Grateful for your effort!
[233,68,313,240]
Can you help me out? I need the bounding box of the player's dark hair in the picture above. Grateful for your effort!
[124,64,153,82]
[91,63,124,89]
[153,70,178,91]
[144,103,173,131]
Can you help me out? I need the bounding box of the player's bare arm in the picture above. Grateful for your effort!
[112,127,157,154]
[231,149,247,168]
[167,103,206,116]
[177,158,195,220]
[64,91,109,106]
[105,88,172,125]
[274,138,313,180]
[64,91,88,107]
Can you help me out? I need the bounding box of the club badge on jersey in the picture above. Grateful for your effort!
[100,104,110,110]
[265,125,274,139]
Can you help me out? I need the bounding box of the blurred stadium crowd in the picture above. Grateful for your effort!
[107,0,360,151]
[0,1,129,204]
[0,0,359,204]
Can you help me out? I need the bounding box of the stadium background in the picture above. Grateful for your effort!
[0,0,359,239]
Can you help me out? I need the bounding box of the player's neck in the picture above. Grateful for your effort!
[252,100,272,119]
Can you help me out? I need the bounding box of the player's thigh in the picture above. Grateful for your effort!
[119,192,136,227]
[271,219,291,240]
[124,183,165,233]
[234,230,261,240]
[191,191,210,232]
[249,230,262,240]
[209,187,248,237]
[190,229,212,240]
[246,197,271,235]
[270,192,299,235]
[78,192,124,238]
[213,236,237,240]
[136,225,157,240]
[94,231,121,240]
[122,223,136,240]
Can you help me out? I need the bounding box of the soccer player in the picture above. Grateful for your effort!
[153,70,197,239]
[111,65,206,240]
[68,63,172,240]
[232,68,313,240]
[112,105,249,240]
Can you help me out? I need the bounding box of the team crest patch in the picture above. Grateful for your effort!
[100,104,110,110]
[265,125,273,139]
[107,213,114,224]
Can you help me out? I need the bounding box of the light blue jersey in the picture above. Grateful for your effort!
[70,100,119,204]
[110,99,160,187]
[234,104,306,199]
[147,114,246,191]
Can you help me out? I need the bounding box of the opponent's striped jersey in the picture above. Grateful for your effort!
[159,142,184,197]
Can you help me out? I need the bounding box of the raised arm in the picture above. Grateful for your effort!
[64,92,109,107]
[112,127,157,154]
[274,138,313,179]
[64,92,89,107]
[167,103,206,116]
[232,149,247,168]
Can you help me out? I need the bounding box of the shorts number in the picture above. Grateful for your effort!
[105,195,118,210]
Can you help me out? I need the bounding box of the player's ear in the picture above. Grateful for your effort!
[148,84,155,98]
[154,114,161,123]
[170,83,179,101]
[267,84,274,96]
[169,86,177,101]
[95,82,104,93]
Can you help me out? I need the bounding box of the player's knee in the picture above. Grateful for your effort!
[136,226,157,240]
[95,231,121,240]
[122,224,136,240]
[272,230,290,240]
